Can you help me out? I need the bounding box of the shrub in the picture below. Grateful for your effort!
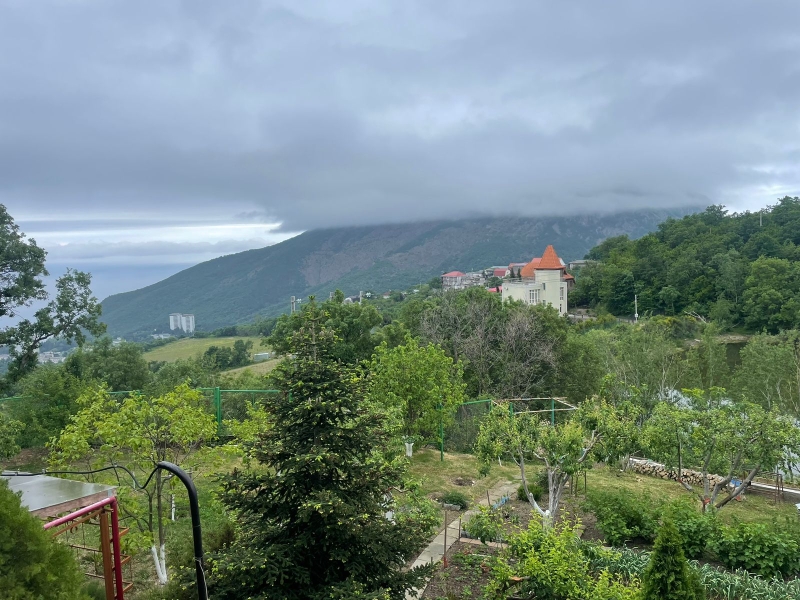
[664,499,716,560]
[487,518,640,600]
[441,490,469,510]
[517,483,543,502]
[0,478,88,599]
[710,520,800,578]
[642,518,705,600]
[464,506,504,543]
[584,489,661,546]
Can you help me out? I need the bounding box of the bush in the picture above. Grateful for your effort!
[441,490,469,510]
[487,518,640,600]
[664,499,716,560]
[464,506,504,543]
[584,489,662,547]
[518,483,544,502]
[710,520,800,578]
[642,518,705,600]
[0,478,88,599]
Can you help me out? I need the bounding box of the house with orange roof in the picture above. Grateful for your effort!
[501,245,570,315]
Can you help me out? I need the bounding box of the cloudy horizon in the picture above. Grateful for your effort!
[3,1,799,299]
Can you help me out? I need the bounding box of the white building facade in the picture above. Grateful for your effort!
[501,245,569,315]
[169,313,196,333]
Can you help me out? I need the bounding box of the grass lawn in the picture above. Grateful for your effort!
[407,448,519,504]
[223,358,280,376]
[143,336,263,363]
[584,465,797,525]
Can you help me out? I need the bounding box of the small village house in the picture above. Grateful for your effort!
[502,245,572,315]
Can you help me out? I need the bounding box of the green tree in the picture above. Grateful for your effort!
[368,335,466,446]
[645,392,799,511]
[267,293,382,364]
[210,303,436,599]
[49,383,217,584]
[0,205,105,386]
[64,337,150,392]
[230,339,254,367]
[742,257,800,332]
[642,518,704,600]
[0,478,89,599]
[9,364,89,447]
[0,413,22,460]
[476,400,621,528]
[733,332,800,415]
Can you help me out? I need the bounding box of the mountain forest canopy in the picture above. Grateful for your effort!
[571,197,800,332]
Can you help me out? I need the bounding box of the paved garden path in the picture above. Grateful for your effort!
[405,478,520,599]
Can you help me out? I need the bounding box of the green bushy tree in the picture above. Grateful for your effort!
[0,478,89,599]
[368,334,465,445]
[642,518,704,600]
[49,383,217,584]
[210,302,436,599]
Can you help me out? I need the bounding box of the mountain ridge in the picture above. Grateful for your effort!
[100,208,699,338]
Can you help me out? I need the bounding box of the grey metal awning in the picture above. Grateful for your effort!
[2,472,115,518]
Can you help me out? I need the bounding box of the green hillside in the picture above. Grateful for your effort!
[571,197,800,332]
[100,210,696,338]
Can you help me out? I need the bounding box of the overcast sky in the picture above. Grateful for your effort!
[3,1,800,300]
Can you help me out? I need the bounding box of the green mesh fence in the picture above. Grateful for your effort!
[443,399,492,454]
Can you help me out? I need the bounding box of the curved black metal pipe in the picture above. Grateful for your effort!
[157,461,208,600]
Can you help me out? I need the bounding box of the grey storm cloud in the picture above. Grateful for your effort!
[1,0,799,233]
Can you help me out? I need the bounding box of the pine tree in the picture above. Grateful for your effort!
[209,299,436,600]
[642,518,705,600]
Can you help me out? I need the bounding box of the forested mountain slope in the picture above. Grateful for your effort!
[101,209,693,337]
[571,197,800,331]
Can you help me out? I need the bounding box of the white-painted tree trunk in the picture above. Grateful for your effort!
[404,442,414,457]
[151,544,168,585]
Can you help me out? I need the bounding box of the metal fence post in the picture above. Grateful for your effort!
[214,387,222,430]
[551,397,555,425]
[439,403,444,462]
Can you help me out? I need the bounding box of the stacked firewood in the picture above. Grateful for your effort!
[628,458,726,487]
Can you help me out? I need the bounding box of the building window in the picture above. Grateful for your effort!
[542,282,546,291]
[559,303,563,313]
[560,287,565,300]
[529,289,539,304]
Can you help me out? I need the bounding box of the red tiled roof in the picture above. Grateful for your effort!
[493,268,506,277]
[519,257,541,278]
[564,273,575,281]
[442,271,465,277]
[538,245,563,269]
[487,286,501,293]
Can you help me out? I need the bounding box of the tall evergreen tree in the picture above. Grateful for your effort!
[642,518,704,600]
[210,300,435,600]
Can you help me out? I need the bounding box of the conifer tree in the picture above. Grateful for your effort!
[642,518,705,600]
[210,299,435,600]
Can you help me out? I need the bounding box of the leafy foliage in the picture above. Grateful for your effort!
[644,392,800,510]
[572,198,800,332]
[710,520,800,578]
[0,204,104,386]
[642,518,705,600]
[441,490,470,509]
[267,291,382,364]
[0,478,89,600]
[49,383,217,583]
[368,334,465,443]
[478,398,629,527]
[486,517,639,600]
[210,300,436,599]
[584,489,662,547]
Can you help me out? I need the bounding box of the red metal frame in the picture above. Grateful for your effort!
[44,497,125,599]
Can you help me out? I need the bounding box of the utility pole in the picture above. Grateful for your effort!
[290,296,296,313]
[359,290,363,305]
[634,294,638,324]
